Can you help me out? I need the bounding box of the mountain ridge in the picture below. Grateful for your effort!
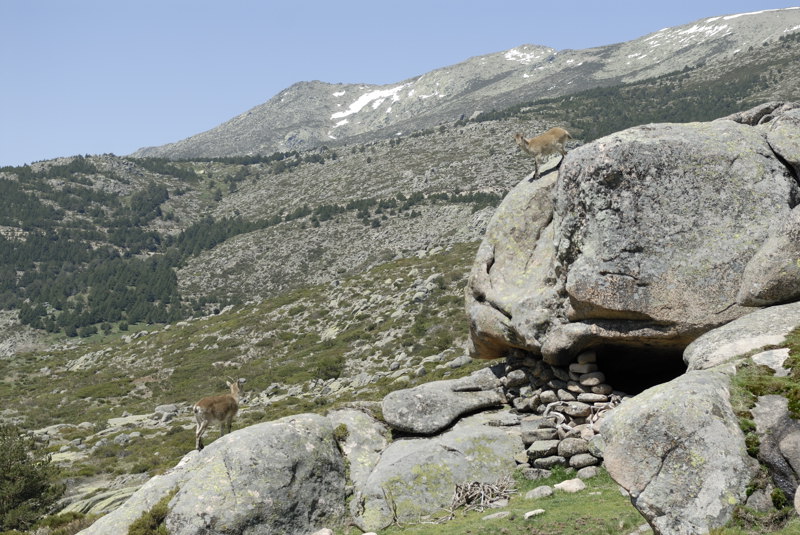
[132,7,800,160]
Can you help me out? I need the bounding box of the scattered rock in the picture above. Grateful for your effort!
[482,511,511,520]
[517,467,552,480]
[533,456,567,469]
[752,348,791,377]
[554,478,586,493]
[569,453,601,469]
[525,486,553,500]
[577,466,599,479]
[527,440,560,460]
[558,438,590,458]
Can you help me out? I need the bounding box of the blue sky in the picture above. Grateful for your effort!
[1,1,798,167]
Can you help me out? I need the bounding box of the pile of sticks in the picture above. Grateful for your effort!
[443,476,517,519]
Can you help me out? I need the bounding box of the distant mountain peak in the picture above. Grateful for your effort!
[131,7,800,160]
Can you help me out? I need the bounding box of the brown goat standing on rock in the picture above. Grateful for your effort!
[514,127,572,180]
[193,377,246,451]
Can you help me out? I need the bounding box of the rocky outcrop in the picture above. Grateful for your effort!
[601,370,757,535]
[77,357,620,535]
[352,413,522,531]
[684,301,800,370]
[464,102,800,535]
[360,354,618,530]
[467,102,800,366]
[79,414,346,535]
[78,103,800,535]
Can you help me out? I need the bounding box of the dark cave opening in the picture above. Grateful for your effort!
[594,345,688,395]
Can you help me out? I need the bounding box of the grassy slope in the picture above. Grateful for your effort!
[1,242,490,479]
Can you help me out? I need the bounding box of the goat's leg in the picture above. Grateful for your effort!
[529,158,540,182]
[196,421,208,451]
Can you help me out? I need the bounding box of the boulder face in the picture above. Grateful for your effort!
[352,413,523,532]
[466,167,560,360]
[467,102,800,365]
[738,200,800,307]
[79,414,346,535]
[601,370,757,535]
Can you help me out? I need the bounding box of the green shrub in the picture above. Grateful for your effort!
[333,423,349,443]
[0,424,64,531]
[127,489,177,535]
[744,433,760,457]
[33,511,95,535]
[771,487,789,510]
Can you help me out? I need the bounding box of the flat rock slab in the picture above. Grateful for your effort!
[382,379,504,435]
[683,301,800,370]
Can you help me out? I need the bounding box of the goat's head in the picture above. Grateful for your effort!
[226,377,247,402]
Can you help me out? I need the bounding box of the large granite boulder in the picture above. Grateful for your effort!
[601,370,756,535]
[326,408,390,521]
[466,166,560,359]
[467,102,800,365]
[79,414,345,535]
[351,412,523,532]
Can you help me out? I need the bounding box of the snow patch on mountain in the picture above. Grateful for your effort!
[644,22,733,49]
[504,47,548,64]
[331,84,410,121]
[721,7,799,20]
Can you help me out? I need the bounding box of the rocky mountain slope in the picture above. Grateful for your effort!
[132,8,800,159]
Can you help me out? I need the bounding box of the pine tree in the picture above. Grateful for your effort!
[0,425,63,530]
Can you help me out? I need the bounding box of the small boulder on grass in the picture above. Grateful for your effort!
[525,509,546,519]
[554,478,586,493]
[525,485,553,500]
